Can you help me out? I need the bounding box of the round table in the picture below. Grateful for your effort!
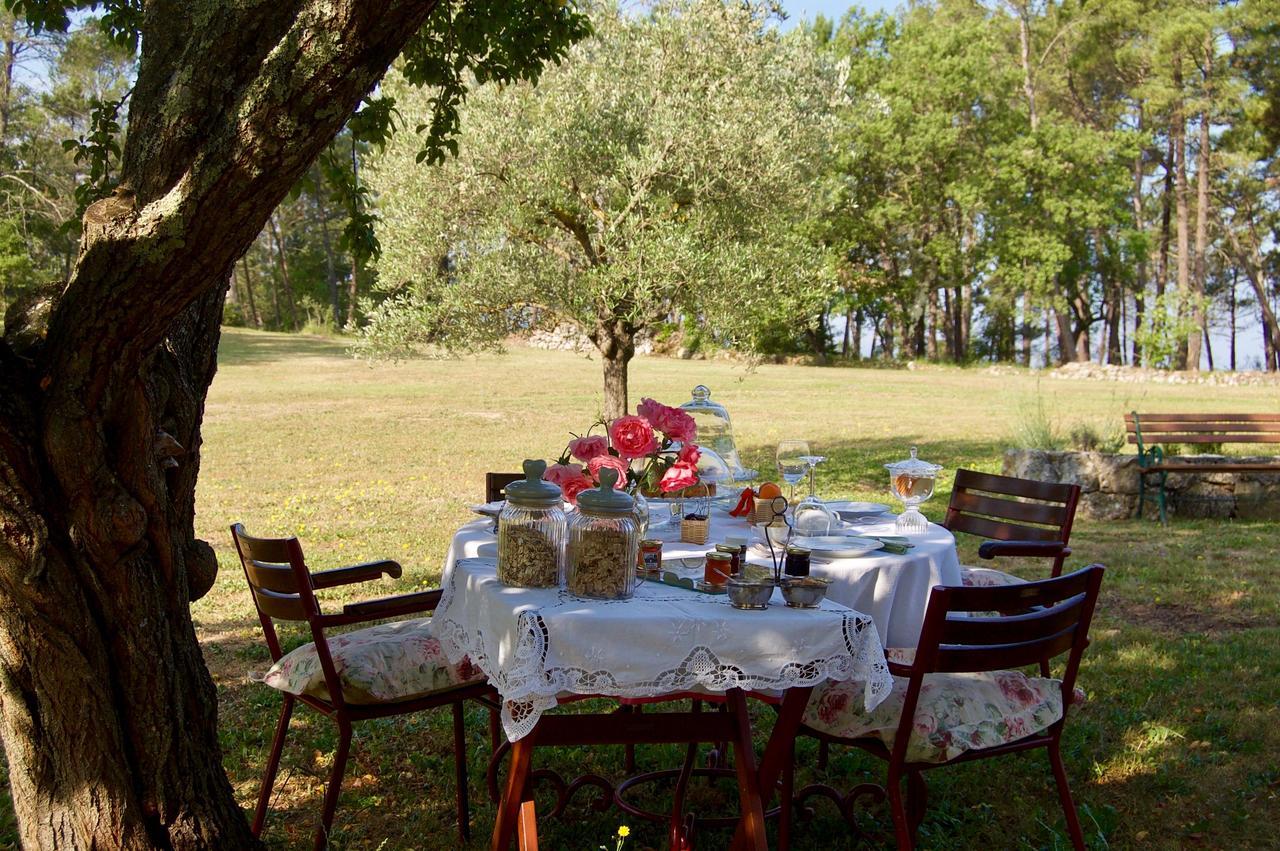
[445,508,961,649]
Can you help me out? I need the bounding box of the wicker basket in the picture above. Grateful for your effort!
[680,515,710,545]
[752,501,778,526]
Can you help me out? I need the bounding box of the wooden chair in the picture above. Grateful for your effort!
[486,471,524,503]
[786,565,1105,850]
[943,469,1080,588]
[230,523,494,850]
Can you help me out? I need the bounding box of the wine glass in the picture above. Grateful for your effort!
[776,440,810,504]
[794,455,836,537]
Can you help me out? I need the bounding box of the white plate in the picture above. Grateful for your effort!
[791,535,882,558]
[825,501,890,515]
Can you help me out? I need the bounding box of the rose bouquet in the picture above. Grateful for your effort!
[544,398,702,505]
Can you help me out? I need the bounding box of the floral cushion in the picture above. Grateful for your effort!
[959,565,1025,587]
[262,617,482,705]
[804,668,1064,764]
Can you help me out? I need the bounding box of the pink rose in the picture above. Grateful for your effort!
[678,443,701,465]
[609,415,659,459]
[637,398,697,444]
[568,435,609,462]
[543,462,585,488]
[587,454,629,488]
[560,474,596,505]
[659,460,699,493]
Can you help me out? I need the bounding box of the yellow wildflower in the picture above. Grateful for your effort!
[617,826,630,838]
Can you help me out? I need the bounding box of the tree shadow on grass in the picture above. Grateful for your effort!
[217,329,350,367]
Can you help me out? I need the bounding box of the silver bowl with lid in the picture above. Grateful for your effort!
[780,576,831,609]
[727,576,774,610]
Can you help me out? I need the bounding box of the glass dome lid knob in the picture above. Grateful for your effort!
[504,458,564,506]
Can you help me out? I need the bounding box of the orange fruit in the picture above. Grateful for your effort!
[758,482,782,499]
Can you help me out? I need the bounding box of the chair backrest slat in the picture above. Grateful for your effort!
[933,627,1079,673]
[946,512,1060,542]
[949,490,1068,528]
[940,592,1088,645]
[245,559,304,594]
[951,469,1076,503]
[252,586,310,621]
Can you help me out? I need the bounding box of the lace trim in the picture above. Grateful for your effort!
[436,558,892,740]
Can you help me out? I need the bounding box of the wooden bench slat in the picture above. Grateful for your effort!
[1127,434,1280,444]
[1148,463,1280,473]
[1125,413,1280,424]
[1127,422,1280,435]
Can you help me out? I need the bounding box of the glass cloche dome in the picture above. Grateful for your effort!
[679,385,754,481]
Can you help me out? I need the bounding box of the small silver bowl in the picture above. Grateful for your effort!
[781,576,831,609]
[727,577,774,610]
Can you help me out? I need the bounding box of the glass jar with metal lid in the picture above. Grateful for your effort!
[567,468,640,599]
[497,459,566,588]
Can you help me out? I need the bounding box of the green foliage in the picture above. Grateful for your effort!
[1011,388,1066,451]
[61,92,126,219]
[362,0,839,368]
[1134,290,1207,369]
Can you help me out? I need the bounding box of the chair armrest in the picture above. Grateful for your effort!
[311,560,403,589]
[977,540,1069,561]
[328,589,444,624]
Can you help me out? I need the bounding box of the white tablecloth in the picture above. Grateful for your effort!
[434,555,891,741]
[446,511,960,650]
[803,518,961,648]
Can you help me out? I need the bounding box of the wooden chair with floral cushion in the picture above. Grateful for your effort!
[230,523,493,850]
[785,564,1104,851]
[944,469,1081,588]
[486,471,524,504]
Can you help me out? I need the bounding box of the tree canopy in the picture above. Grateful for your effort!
[360,0,841,417]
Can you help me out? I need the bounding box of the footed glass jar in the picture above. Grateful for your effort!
[497,459,566,588]
[567,468,639,599]
[885,447,942,535]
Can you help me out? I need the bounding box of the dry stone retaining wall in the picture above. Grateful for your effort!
[1003,449,1280,520]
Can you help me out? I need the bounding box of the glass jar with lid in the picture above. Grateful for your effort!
[884,446,943,535]
[679,385,753,481]
[567,468,640,599]
[497,459,566,588]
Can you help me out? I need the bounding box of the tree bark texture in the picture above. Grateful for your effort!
[0,2,442,848]
[1173,58,1191,369]
[591,312,636,421]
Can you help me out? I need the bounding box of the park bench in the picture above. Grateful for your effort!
[1125,412,1280,522]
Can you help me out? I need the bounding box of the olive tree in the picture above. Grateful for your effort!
[0,1,585,847]
[361,0,841,418]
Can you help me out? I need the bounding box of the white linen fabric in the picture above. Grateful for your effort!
[447,513,961,650]
[434,555,892,741]
[802,518,962,647]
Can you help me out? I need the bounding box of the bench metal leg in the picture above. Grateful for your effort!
[1158,470,1169,524]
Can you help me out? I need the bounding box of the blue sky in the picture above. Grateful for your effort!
[780,0,900,25]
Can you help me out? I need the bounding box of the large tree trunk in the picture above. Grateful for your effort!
[1131,104,1148,367]
[591,312,637,421]
[1189,77,1212,371]
[1173,59,1191,369]
[0,2,443,847]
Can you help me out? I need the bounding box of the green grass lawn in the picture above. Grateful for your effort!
[12,327,1280,849]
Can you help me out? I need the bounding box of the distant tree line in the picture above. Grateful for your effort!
[2,0,1277,373]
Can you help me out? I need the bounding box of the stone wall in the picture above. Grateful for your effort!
[1003,449,1280,520]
